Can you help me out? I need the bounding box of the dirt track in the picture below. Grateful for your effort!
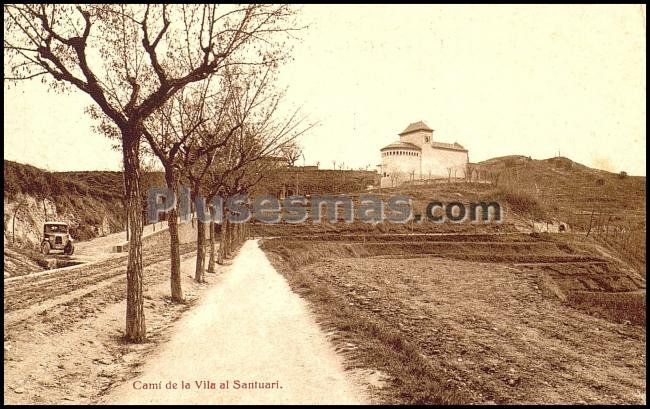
[4,238,369,405]
[3,237,203,404]
[103,240,368,404]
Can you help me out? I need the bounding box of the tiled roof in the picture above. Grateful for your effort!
[430,141,467,152]
[380,141,422,151]
[399,121,433,135]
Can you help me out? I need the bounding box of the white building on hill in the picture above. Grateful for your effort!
[379,121,468,187]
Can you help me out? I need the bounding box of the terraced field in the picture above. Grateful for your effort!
[261,232,646,404]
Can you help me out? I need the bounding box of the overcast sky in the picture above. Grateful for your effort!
[4,4,646,175]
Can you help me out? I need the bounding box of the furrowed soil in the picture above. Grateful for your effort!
[3,225,222,404]
[261,234,646,404]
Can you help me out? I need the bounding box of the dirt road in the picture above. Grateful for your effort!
[74,221,167,258]
[103,240,367,404]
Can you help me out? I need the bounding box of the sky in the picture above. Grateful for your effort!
[4,4,647,175]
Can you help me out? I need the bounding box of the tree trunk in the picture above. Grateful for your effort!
[195,219,206,283]
[207,206,216,274]
[125,202,129,242]
[218,217,228,264]
[122,132,145,343]
[226,221,233,258]
[164,167,183,302]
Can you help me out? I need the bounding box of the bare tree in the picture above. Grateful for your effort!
[142,81,215,298]
[179,67,292,283]
[4,4,299,342]
[280,141,302,166]
[488,170,502,187]
[193,88,312,279]
[388,169,402,187]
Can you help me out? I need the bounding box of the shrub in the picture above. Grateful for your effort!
[492,188,546,220]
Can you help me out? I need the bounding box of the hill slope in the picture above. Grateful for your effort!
[4,160,127,246]
[477,156,645,274]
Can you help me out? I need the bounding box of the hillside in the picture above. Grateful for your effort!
[257,166,380,195]
[476,156,646,274]
[4,160,127,245]
[477,155,645,218]
[275,157,639,277]
[4,156,645,275]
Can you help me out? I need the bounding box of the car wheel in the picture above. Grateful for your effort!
[64,242,74,255]
[42,242,51,255]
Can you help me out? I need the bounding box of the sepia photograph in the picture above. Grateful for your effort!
[3,4,646,405]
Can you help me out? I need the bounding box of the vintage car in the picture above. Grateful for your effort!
[41,221,74,255]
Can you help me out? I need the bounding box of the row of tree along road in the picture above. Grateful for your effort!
[5,4,310,342]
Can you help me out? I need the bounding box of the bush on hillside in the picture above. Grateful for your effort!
[486,188,547,220]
